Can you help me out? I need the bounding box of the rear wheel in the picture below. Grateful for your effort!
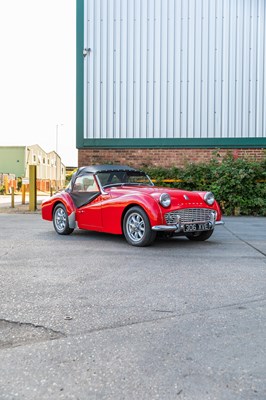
[185,229,214,241]
[53,204,74,235]
[123,206,156,247]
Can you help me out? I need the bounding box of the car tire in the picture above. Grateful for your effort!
[185,229,214,241]
[123,206,156,247]
[53,204,74,235]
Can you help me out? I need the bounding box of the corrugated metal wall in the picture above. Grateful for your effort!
[83,0,266,140]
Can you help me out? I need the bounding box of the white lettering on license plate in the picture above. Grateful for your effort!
[184,223,210,232]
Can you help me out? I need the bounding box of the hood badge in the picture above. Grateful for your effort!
[183,195,189,200]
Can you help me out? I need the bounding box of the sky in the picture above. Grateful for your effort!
[0,0,77,166]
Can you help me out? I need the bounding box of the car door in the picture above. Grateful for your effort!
[70,173,102,230]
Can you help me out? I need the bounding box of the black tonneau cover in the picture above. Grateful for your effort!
[76,165,138,176]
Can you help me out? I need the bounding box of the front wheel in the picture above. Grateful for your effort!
[185,229,214,241]
[123,206,156,247]
[53,204,74,235]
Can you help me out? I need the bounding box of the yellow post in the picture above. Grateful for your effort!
[4,176,9,194]
[11,187,15,208]
[21,184,26,205]
[29,165,37,211]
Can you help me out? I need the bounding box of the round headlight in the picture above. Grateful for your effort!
[204,192,215,205]
[160,193,171,208]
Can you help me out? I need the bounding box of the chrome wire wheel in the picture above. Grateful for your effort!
[123,206,157,247]
[53,204,74,235]
[54,206,67,233]
[126,212,146,243]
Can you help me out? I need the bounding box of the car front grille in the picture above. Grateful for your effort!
[165,208,215,225]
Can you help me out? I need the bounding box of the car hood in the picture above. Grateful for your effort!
[107,185,211,208]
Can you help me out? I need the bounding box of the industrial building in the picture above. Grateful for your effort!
[76,0,266,168]
[0,145,66,191]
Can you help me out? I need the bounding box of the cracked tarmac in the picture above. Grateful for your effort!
[0,319,65,349]
[0,214,265,399]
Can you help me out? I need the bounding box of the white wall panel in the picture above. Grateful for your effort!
[173,0,181,138]
[256,0,265,137]
[84,0,266,139]
[146,0,155,138]
[133,0,141,138]
[153,0,161,138]
[106,0,114,138]
[193,0,202,137]
[139,0,148,138]
[200,0,209,138]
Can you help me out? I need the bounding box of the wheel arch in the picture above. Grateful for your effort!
[121,203,146,233]
[121,196,163,231]
[52,200,64,214]
[52,201,76,230]
[121,204,157,246]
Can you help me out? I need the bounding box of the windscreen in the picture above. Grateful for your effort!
[97,171,153,188]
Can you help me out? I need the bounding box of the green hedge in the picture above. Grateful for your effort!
[144,154,266,216]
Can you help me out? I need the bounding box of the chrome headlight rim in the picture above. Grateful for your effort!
[204,191,215,206]
[159,193,171,208]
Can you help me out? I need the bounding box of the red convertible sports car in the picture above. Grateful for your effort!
[42,165,224,246]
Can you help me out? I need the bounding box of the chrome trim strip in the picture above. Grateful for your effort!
[152,225,179,231]
[95,174,108,195]
[215,220,225,226]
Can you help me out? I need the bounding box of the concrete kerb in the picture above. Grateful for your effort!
[0,202,42,214]
[0,193,48,214]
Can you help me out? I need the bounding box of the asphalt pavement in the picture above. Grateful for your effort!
[0,214,265,400]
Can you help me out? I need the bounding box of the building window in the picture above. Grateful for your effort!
[43,158,46,164]
[33,155,36,162]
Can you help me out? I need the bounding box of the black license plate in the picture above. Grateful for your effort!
[183,223,211,232]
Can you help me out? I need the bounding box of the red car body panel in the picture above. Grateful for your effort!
[100,188,163,234]
[42,185,222,234]
[76,194,103,231]
[42,165,224,246]
[41,192,76,222]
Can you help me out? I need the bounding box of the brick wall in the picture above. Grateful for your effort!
[78,148,265,168]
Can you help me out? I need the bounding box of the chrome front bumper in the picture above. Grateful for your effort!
[152,220,224,232]
[152,225,178,232]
